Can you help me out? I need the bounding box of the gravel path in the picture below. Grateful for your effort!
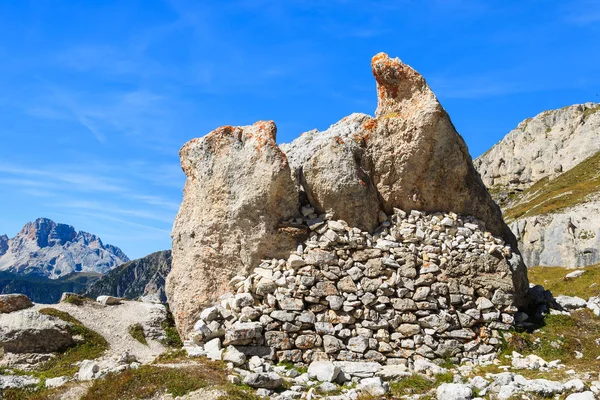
[33,300,168,367]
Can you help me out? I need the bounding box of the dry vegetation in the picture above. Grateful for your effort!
[504,150,600,220]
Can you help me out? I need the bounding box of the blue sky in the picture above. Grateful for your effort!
[0,0,599,260]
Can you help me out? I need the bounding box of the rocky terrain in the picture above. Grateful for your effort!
[2,53,599,399]
[84,250,171,303]
[474,103,600,267]
[0,218,129,279]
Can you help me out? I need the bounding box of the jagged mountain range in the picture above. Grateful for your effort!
[0,218,129,279]
[0,218,172,303]
[475,103,600,268]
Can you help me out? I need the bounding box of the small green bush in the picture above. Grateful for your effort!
[129,323,148,345]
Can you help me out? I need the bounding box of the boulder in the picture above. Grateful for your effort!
[301,137,379,232]
[167,121,299,335]
[555,295,587,310]
[96,295,121,306]
[437,383,473,400]
[308,361,340,382]
[0,309,74,353]
[0,294,33,313]
[243,372,283,389]
[78,360,100,381]
[281,53,529,307]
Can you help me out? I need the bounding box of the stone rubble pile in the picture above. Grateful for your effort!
[186,208,524,374]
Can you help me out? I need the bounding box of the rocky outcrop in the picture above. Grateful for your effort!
[85,250,171,302]
[0,309,74,353]
[282,54,513,245]
[0,218,129,279]
[0,294,33,313]
[167,121,300,334]
[510,198,600,267]
[474,103,600,191]
[169,53,529,337]
[475,104,600,267]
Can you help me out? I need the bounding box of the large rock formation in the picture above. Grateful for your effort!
[85,250,172,302]
[0,218,129,279]
[474,104,600,267]
[0,309,74,353]
[169,53,529,337]
[167,121,300,334]
[283,54,513,245]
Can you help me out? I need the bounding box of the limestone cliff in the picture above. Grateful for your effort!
[474,103,600,267]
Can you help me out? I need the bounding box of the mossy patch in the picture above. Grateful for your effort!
[504,150,600,220]
[34,308,109,378]
[583,104,600,120]
[528,264,600,299]
[161,307,183,348]
[128,323,147,345]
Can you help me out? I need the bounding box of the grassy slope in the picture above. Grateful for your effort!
[528,264,600,299]
[503,150,600,221]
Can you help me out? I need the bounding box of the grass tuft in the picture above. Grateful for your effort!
[128,323,148,345]
[161,307,183,348]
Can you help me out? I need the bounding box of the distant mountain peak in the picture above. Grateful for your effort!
[0,218,129,279]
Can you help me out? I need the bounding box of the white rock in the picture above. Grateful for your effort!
[587,297,600,317]
[308,361,340,382]
[96,295,121,306]
[375,365,410,381]
[566,392,596,400]
[358,377,388,396]
[45,376,69,388]
[0,374,40,389]
[437,383,473,400]
[78,360,100,381]
[565,270,586,279]
[199,306,221,322]
[223,345,246,366]
[204,338,223,361]
[288,254,306,269]
[469,376,489,391]
[564,379,586,392]
[523,379,564,396]
[414,358,448,375]
[556,295,588,310]
[333,361,382,378]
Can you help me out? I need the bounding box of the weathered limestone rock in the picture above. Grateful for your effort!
[281,53,528,306]
[0,294,33,313]
[474,103,600,268]
[301,138,379,232]
[0,309,74,353]
[167,121,299,335]
[365,53,510,243]
[170,53,530,340]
